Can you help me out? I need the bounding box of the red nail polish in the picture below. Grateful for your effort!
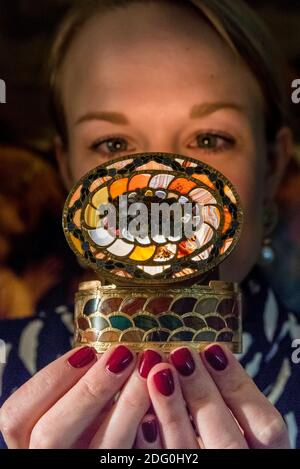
[106,345,134,374]
[142,420,158,443]
[171,348,195,377]
[204,345,228,371]
[153,369,174,396]
[68,346,96,368]
[139,350,162,379]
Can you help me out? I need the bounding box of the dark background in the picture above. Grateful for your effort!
[0,0,300,155]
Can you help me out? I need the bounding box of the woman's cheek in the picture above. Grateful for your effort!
[70,148,98,181]
[220,169,264,282]
[74,159,94,181]
[220,220,262,282]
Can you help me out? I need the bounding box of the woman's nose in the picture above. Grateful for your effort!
[134,126,179,155]
[142,141,180,155]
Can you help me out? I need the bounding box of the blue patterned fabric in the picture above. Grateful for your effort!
[0,267,299,448]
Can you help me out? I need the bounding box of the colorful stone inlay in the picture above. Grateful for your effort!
[75,283,242,352]
[63,153,243,285]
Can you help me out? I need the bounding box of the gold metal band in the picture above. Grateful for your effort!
[74,280,242,353]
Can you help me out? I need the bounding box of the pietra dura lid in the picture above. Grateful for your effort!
[62,153,243,286]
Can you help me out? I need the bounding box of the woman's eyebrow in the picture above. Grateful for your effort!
[190,102,246,118]
[75,111,129,125]
[75,102,246,126]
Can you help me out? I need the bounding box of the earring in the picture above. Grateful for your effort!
[260,237,275,265]
[259,204,278,266]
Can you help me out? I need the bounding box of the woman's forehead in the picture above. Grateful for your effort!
[60,2,264,123]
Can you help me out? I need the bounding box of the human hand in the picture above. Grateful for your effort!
[0,346,164,449]
[136,345,290,449]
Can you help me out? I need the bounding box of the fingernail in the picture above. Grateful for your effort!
[153,369,174,396]
[139,350,162,379]
[68,346,96,368]
[106,345,134,374]
[204,345,228,371]
[171,348,195,377]
[142,420,158,443]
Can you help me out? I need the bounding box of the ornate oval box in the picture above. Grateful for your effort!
[63,152,243,352]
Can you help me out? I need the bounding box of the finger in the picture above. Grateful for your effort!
[201,344,290,449]
[90,349,163,449]
[147,363,199,449]
[135,415,162,449]
[72,399,115,449]
[0,346,97,448]
[170,347,248,449]
[197,436,205,449]
[29,345,136,448]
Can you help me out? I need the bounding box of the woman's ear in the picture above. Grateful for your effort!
[264,126,294,204]
[54,136,73,191]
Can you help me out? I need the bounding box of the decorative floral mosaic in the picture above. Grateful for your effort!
[63,153,243,286]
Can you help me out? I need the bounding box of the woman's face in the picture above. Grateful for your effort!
[57,2,285,282]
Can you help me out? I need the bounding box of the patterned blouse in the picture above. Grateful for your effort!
[0,267,299,449]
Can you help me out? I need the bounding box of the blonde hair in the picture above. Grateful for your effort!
[49,0,288,145]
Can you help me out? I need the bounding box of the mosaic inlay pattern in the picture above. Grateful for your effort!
[64,153,243,352]
[74,283,241,352]
[63,153,243,286]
